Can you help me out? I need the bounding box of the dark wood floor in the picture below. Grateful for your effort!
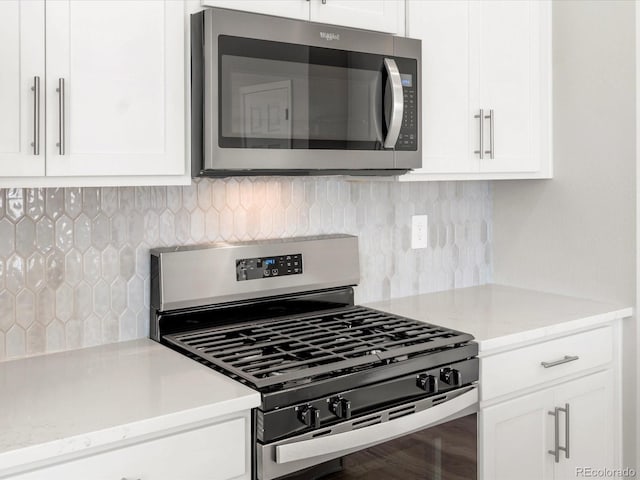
[322,414,477,480]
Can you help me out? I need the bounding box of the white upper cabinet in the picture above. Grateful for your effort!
[475,1,548,174]
[0,0,187,186]
[0,1,45,177]
[200,0,309,20]
[309,1,402,34]
[407,1,477,174]
[45,0,185,178]
[404,0,552,181]
[202,0,402,34]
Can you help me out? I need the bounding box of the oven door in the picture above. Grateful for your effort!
[257,386,477,480]
[194,8,420,174]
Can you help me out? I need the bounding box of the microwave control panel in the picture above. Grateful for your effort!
[396,71,418,151]
[236,253,303,281]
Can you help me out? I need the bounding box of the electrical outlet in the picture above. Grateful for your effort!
[411,215,428,249]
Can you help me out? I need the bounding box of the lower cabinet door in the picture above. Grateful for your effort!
[480,370,618,480]
[553,371,616,480]
[11,417,247,480]
[480,389,555,480]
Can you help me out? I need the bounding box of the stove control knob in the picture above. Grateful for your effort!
[329,397,352,420]
[416,374,438,393]
[440,367,462,387]
[298,405,321,428]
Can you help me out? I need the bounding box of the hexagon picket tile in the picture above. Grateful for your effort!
[6,325,25,358]
[64,249,83,287]
[6,254,25,294]
[55,284,73,322]
[16,218,36,258]
[83,247,101,285]
[16,289,35,329]
[36,216,54,254]
[83,314,102,347]
[26,253,45,291]
[0,179,493,359]
[45,189,64,220]
[64,188,83,219]
[0,219,15,257]
[65,318,82,350]
[74,214,92,253]
[6,188,25,223]
[93,280,111,318]
[101,187,118,217]
[82,188,101,219]
[46,319,66,352]
[26,189,45,220]
[55,215,74,252]
[36,287,55,325]
[26,321,46,355]
[0,290,15,332]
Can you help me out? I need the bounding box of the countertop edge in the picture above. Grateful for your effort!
[477,306,633,354]
[0,391,260,476]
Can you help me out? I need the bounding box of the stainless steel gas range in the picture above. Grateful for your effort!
[150,235,478,480]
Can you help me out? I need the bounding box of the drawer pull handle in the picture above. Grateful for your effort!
[541,355,579,368]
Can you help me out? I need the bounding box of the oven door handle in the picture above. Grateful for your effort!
[275,387,478,465]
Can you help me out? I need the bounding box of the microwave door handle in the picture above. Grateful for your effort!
[383,58,404,149]
[276,387,478,465]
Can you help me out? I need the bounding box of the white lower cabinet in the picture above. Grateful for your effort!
[479,323,620,480]
[10,416,249,480]
[481,371,615,480]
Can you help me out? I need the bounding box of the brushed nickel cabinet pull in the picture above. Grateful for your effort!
[484,109,494,158]
[548,407,560,463]
[561,403,570,459]
[474,109,484,159]
[541,355,579,369]
[56,78,65,155]
[548,403,570,463]
[31,76,40,155]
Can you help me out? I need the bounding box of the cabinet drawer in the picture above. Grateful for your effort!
[10,416,247,480]
[481,327,613,401]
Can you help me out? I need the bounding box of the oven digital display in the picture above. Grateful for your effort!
[236,253,303,281]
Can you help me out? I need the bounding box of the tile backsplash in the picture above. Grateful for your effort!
[0,178,492,361]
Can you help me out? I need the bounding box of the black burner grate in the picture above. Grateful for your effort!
[163,306,473,389]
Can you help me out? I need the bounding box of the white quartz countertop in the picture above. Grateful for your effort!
[0,339,260,474]
[366,284,633,353]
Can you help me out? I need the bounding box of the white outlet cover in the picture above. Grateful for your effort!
[411,215,428,249]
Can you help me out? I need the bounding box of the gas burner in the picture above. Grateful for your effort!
[163,306,473,390]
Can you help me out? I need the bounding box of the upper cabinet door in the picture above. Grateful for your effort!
[45,0,185,177]
[310,0,402,34]
[201,0,310,20]
[0,1,45,176]
[476,0,551,173]
[406,0,478,174]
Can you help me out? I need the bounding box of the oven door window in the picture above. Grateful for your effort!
[218,35,388,150]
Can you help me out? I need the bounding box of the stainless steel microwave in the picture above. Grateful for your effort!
[191,8,421,177]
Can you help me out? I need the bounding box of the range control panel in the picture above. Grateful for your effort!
[236,253,303,281]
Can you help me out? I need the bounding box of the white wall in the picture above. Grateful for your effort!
[492,0,636,468]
